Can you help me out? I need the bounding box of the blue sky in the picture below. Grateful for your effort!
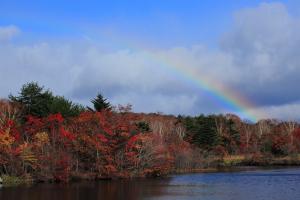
[1,0,297,46]
[1,0,300,120]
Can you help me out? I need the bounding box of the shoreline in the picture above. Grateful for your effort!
[2,164,300,187]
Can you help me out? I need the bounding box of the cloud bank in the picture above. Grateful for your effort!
[1,3,300,120]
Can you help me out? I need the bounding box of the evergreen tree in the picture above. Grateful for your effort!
[183,115,219,149]
[9,82,53,118]
[49,96,85,118]
[223,119,240,154]
[195,115,219,148]
[227,119,240,145]
[136,121,151,133]
[9,82,84,119]
[88,93,111,112]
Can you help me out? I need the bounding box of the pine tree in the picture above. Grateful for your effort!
[9,82,53,118]
[183,115,219,149]
[9,82,84,119]
[88,93,111,112]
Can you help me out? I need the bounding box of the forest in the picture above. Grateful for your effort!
[1,82,300,185]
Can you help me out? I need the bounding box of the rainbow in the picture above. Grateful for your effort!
[97,35,263,122]
[141,50,260,122]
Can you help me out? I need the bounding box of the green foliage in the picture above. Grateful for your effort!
[136,121,151,133]
[88,93,111,112]
[223,119,240,154]
[1,175,25,187]
[227,119,240,143]
[261,139,272,154]
[92,93,111,111]
[9,82,53,118]
[50,96,85,118]
[184,115,219,149]
[9,82,84,118]
[182,114,242,153]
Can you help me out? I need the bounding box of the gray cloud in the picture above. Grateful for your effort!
[1,2,300,120]
[221,3,300,107]
[251,101,300,121]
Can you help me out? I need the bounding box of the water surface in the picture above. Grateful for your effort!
[1,167,300,200]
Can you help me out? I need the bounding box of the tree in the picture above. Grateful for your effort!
[226,119,240,153]
[49,96,85,118]
[9,82,84,119]
[183,115,219,149]
[136,121,151,133]
[9,82,53,118]
[0,99,21,130]
[240,123,254,153]
[88,93,111,112]
[283,121,297,153]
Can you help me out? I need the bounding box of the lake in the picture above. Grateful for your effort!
[1,167,300,200]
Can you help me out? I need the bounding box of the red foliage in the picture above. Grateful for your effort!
[293,128,300,141]
[25,115,44,135]
[59,127,75,141]
[47,113,64,124]
[97,134,108,143]
[271,133,288,155]
[126,135,138,150]
[292,128,300,151]
[53,153,71,182]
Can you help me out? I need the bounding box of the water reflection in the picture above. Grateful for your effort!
[0,178,172,200]
[1,168,300,200]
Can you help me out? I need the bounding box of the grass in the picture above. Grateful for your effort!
[1,175,25,187]
[222,155,245,166]
[1,174,33,187]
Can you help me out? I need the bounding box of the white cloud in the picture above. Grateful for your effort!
[221,2,298,81]
[0,41,205,115]
[0,25,20,41]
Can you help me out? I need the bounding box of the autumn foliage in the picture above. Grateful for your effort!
[0,101,179,182]
[1,83,300,184]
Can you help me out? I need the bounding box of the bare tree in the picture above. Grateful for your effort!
[283,121,298,152]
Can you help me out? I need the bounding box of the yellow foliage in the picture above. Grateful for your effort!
[223,155,245,166]
[19,142,38,165]
[0,130,14,147]
[34,132,49,146]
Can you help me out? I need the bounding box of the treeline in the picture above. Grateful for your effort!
[0,82,181,183]
[181,114,300,160]
[1,82,300,184]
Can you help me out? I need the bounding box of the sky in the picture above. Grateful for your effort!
[1,0,300,121]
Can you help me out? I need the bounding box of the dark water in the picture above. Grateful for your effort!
[1,167,300,200]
